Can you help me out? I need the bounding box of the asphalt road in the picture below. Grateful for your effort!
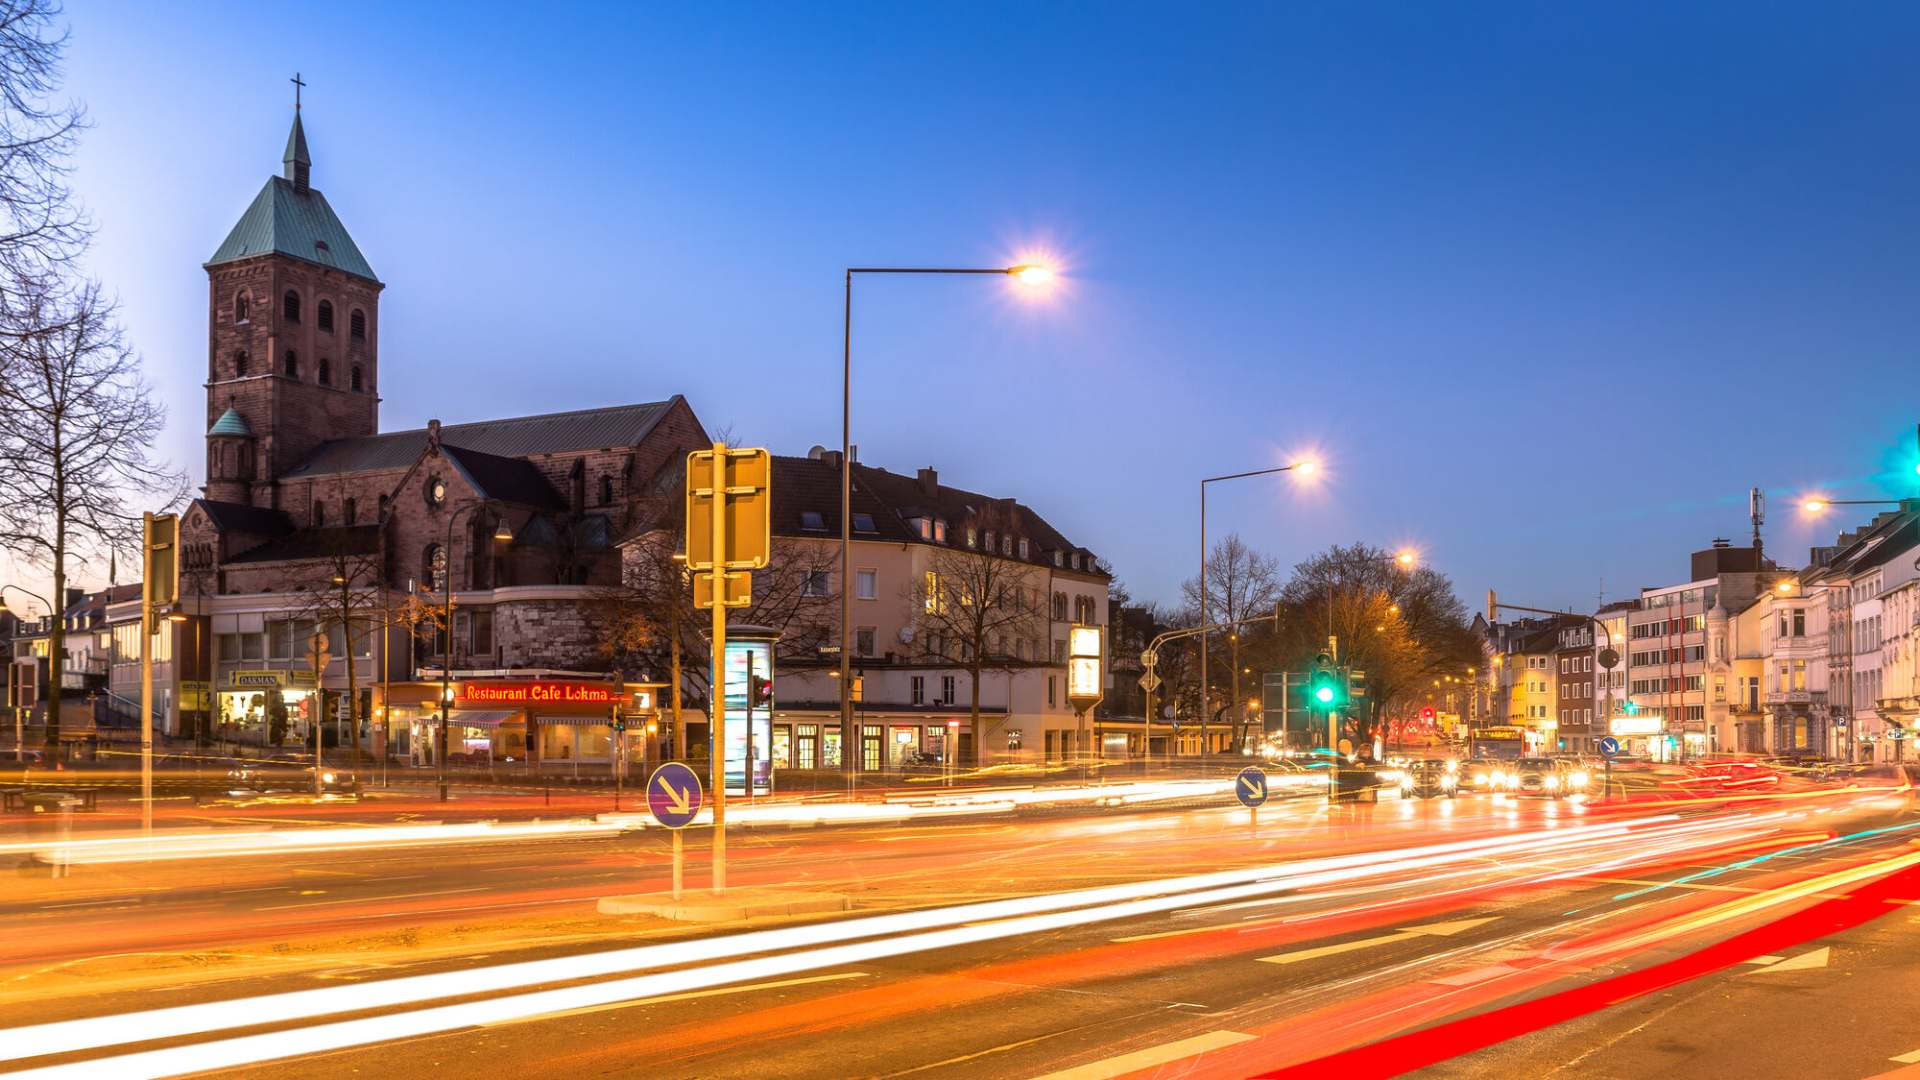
[1,774,1915,1078]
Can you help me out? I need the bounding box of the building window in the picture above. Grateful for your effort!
[856,569,877,600]
[471,610,494,656]
[852,513,877,534]
[800,511,826,532]
[283,290,300,323]
[966,528,977,548]
[598,474,614,506]
[933,519,947,543]
[1001,535,1013,556]
[918,518,933,540]
[802,570,831,598]
[234,292,250,323]
[911,676,925,705]
[984,530,995,551]
[856,627,876,657]
[318,358,331,386]
[1048,675,1057,706]
[317,299,334,333]
[426,476,447,507]
[344,498,357,524]
[422,543,447,592]
[283,350,298,379]
[312,501,326,526]
[350,308,367,341]
[350,364,363,392]
[1018,538,1029,559]
[233,351,248,377]
[1052,592,1068,620]
[940,676,956,704]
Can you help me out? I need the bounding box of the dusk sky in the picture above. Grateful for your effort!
[32,2,1920,612]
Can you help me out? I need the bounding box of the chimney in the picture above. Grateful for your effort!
[64,587,85,610]
[819,449,843,470]
[917,467,938,497]
[427,418,442,449]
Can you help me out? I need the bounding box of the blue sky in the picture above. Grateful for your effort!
[32,1,1920,612]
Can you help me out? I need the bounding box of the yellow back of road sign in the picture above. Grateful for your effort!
[685,445,772,572]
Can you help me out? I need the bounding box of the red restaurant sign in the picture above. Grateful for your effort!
[456,681,630,709]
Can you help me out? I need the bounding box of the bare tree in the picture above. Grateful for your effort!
[906,510,1046,766]
[0,281,185,749]
[286,540,387,766]
[1181,533,1280,749]
[0,0,89,292]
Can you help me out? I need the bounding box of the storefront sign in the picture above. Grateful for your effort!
[456,680,630,708]
[229,669,315,688]
[1610,714,1664,737]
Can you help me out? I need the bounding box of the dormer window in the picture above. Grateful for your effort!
[1071,552,1082,570]
[966,528,977,548]
[1001,535,1012,556]
[800,510,826,532]
[1052,550,1062,567]
[917,518,932,540]
[1018,538,1029,559]
[852,513,877,534]
[984,530,996,551]
[933,519,947,543]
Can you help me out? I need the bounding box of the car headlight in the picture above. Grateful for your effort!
[1568,771,1589,788]
[1442,775,1457,789]
[1545,774,1559,789]
[321,771,336,784]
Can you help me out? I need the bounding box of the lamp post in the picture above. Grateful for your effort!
[840,264,1051,775]
[435,502,515,802]
[1198,460,1316,756]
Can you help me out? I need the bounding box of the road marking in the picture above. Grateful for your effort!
[1892,1049,1920,1064]
[1112,911,1295,943]
[255,885,493,911]
[1254,916,1500,966]
[1741,954,1785,965]
[1747,946,1830,973]
[1029,1030,1256,1080]
[488,970,868,1025]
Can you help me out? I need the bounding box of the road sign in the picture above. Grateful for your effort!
[693,569,752,609]
[647,762,703,829]
[1137,671,1161,693]
[1598,647,1620,670]
[1235,766,1269,808]
[685,446,772,573]
[1598,736,1621,758]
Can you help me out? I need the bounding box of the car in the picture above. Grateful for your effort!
[1462,758,1517,791]
[1510,757,1589,798]
[1398,759,1458,799]
[225,759,359,795]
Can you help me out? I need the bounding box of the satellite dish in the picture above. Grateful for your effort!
[898,626,916,644]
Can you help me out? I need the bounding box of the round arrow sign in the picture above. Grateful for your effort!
[1598,736,1621,759]
[647,762,704,829]
[1235,765,1269,808]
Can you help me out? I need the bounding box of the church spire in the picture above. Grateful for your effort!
[283,72,310,192]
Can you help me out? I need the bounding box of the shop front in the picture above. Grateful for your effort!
[216,669,318,748]
[377,675,662,774]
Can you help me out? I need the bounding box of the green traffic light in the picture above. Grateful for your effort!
[1623,701,1639,715]
[1314,686,1334,704]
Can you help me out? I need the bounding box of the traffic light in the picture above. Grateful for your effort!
[749,674,773,709]
[1622,700,1639,715]
[1308,656,1344,710]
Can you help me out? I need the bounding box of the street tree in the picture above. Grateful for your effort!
[286,537,386,766]
[906,507,1046,766]
[0,281,185,750]
[0,0,89,291]
[1181,533,1280,750]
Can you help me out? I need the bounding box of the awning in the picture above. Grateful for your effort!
[533,715,617,727]
[442,710,517,729]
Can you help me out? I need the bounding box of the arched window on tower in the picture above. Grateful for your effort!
[318,358,331,386]
[317,300,334,333]
[233,350,248,377]
[350,308,366,342]
[283,350,298,379]
[234,291,250,323]
[598,474,614,506]
[283,290,300,323]
[350,364,363,392]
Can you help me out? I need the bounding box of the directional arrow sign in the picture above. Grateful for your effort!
[1139,671,1162,693]
[647,762,703,829]
[1599,736,1621,758]
[1235,766,1269,808]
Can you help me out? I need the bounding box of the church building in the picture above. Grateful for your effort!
[174,105,706,766]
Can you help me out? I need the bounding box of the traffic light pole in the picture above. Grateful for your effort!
[1142,608,1282,761]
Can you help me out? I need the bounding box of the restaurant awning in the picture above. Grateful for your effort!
[443,710,517,729]
[534,714,619,727]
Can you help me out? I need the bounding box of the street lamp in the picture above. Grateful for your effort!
[1199,459,1317,755]
[1801,497,1905,514]
[434,502,515,802]
[840,263,1053,772]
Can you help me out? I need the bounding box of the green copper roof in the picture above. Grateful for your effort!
[283,113,311,171]
[208,408,254,437]
[206,176,378,282]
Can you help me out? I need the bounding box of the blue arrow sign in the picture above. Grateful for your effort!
[1598,736,1621,759]
[647,762,703,829]
[1235,766,1269,808]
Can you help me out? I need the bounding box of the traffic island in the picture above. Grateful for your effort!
[596,888,851,923]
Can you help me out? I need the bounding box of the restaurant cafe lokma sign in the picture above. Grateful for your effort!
[455,680,633,710]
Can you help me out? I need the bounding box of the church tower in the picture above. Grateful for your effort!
[203,88,383,507]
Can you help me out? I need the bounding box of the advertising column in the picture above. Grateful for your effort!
[723,627,777,797]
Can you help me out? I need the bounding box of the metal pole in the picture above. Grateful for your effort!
[709,441,730,895]
[1198,483,1206,757]
[672,828,684,900]
[840,271,854,783]
[139,513,154,843]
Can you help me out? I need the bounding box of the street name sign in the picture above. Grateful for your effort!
[647,762,704,829]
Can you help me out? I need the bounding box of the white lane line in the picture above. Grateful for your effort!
[488,970,868,1025]
[1255,917,1499,966]
[1892,1048,1920,1064]
[1028,1030,1256,1080]
[255,886,493,911]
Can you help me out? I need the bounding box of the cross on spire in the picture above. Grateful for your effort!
[291,71,305,111]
